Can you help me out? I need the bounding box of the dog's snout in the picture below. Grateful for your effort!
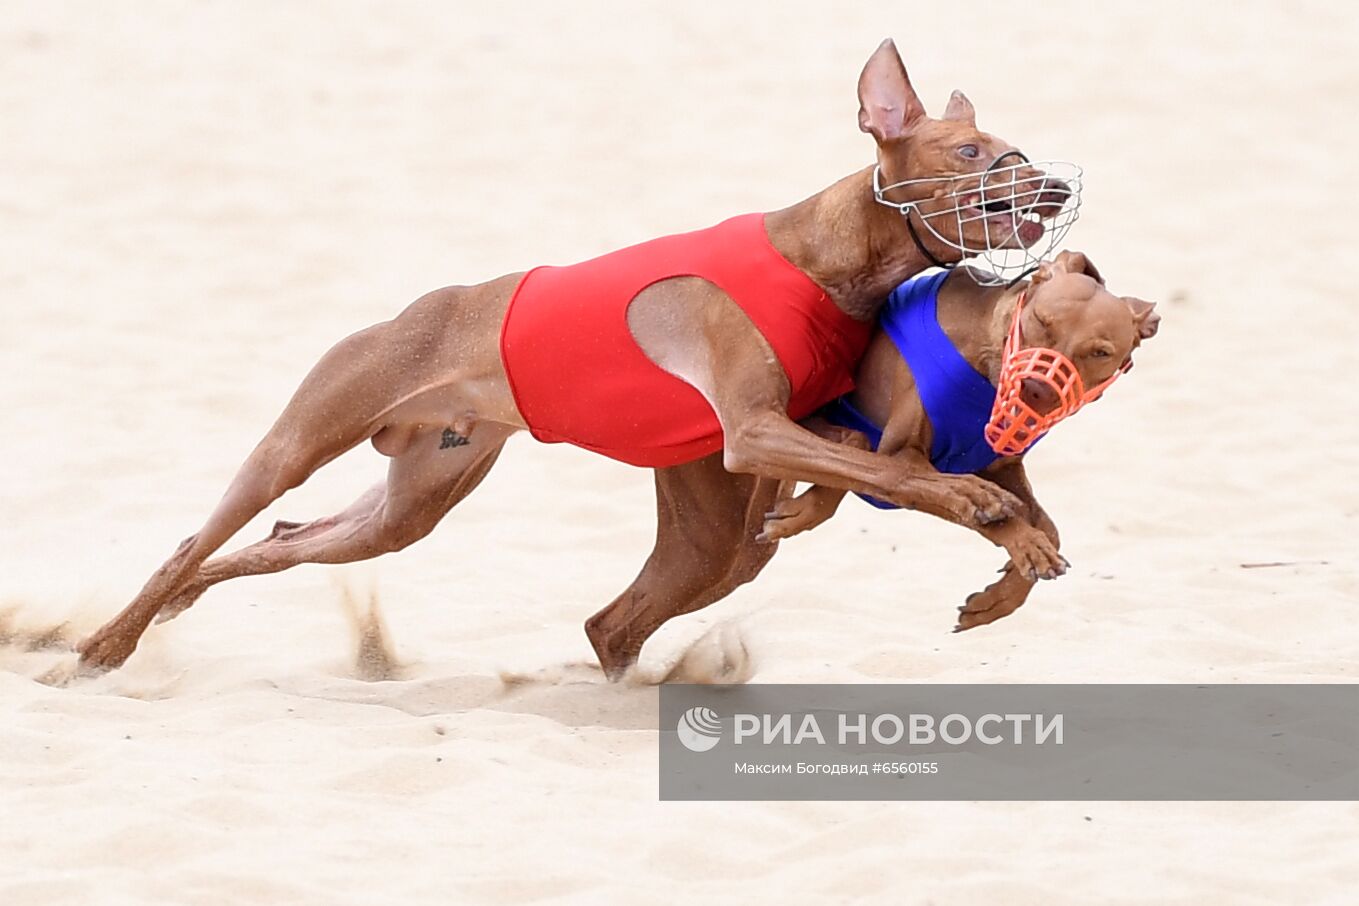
[1029,174,1073,217]
[1019,377,1061,415]
[979,167,1072,219]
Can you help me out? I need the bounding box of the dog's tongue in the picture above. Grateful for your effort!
[1018,219,1044,245]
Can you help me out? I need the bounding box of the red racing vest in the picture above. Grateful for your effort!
[499,213,872,468]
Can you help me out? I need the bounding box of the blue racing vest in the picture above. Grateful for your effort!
[820,270,1003,509]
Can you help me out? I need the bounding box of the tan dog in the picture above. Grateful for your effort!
[762,251,1160,629]
[79,39,1078,675]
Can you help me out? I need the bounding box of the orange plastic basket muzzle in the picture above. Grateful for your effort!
[984,292,1130,457]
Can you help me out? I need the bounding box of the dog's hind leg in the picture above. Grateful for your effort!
[584,453,784,680]
[78,316,461,669]
[78,276,521,670]
[154,422,511,623]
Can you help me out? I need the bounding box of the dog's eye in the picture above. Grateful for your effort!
[957,144,980,160]
[1088,348,1111,359]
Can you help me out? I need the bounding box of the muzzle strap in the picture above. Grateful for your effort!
[905,209,954,271]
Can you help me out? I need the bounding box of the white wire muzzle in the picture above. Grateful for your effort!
[872,156,1084,285]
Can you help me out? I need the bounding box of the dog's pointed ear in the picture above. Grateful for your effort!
[1052,250,1105,284]
[857,38,927,144]
[942,90,976,124]
[1030,261,1056,286]
[1125,297,1160,340]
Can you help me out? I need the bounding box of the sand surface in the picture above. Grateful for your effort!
[2,2,1357,903]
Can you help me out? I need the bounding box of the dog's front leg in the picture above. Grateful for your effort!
[955,460,1063,631]
[757,419,866,541]
[722,410,1022,528]
[626,278,1023,530]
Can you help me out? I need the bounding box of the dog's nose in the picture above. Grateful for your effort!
[1012,170,1072,218]
[1019,377,1060,414]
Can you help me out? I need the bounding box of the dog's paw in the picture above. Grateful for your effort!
[954,565,1034,631]
[1002,527,1066,581]
[75,624,137,672]
[934,475,1022,527]
[757,495,828,542]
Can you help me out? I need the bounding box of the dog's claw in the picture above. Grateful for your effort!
[922,475,1022,529]
[976,501,1018,525]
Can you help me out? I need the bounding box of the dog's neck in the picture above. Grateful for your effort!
[936,276,1026,384]
[764,165,949,322]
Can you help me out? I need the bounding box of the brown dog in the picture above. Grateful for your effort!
[761,251,1160,629]
[78,39,1079,676]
